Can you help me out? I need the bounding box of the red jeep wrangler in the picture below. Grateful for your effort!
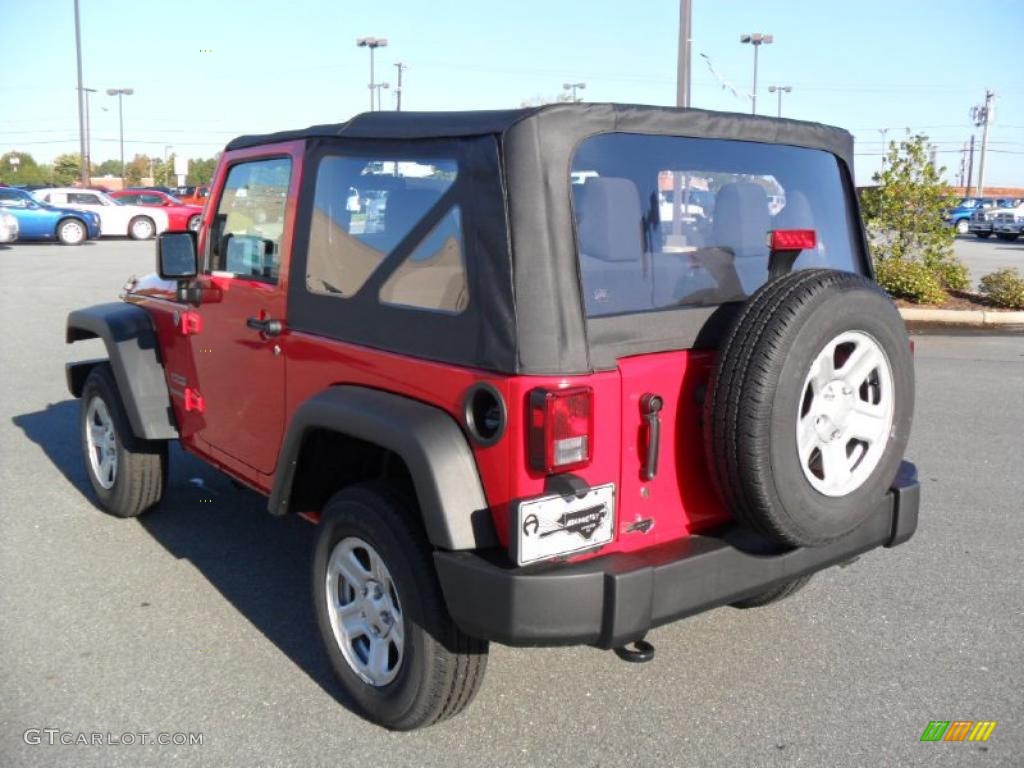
[66,103,918,730]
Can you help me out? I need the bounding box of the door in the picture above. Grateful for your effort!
[0,192,50,238]
[187,155,294,474]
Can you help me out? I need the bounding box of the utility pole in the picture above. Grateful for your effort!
[971,90,994,195]
[356,37,388,112]
[958,142,966,189]
[676,0,692,107]
[740,33,773,115]
[878,128,889,170]
[767,85,791,117]
[966,134,975,193]
[74,0,87,187]
[394,62,407,111]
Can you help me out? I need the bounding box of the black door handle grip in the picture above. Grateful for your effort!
[246,317,283,337]
[640,393,663,481]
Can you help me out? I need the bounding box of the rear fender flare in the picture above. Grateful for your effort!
[270,386,497,550]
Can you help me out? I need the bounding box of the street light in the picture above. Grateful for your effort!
[82,87,96,183]
[563,82,586,102]
[739,33,773,115]
[356,37,388,112]
[767,84,791,118]
[106,87,134,188]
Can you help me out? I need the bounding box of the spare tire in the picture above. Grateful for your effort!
[704,269,914,547]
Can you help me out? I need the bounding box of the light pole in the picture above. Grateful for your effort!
[356,37,388,112]
[878,127,890,170]
[739,33,773,115]
[106,88,133,188]
[562,82,586,102]
[394,62,407,111]
[676,0,692,107]
[82,87,96,183]
[373,82,390,112]
[767,85,791,117]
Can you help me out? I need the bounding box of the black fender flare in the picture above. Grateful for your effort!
[66,302,179,440]
[270,386,497,550]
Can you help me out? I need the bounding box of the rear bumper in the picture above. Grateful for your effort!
[435,461,920,649]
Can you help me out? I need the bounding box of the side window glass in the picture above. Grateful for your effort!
[306,156,458,300]
[379,206,467,313]
[119,194,138,204]
[208,157,291,282]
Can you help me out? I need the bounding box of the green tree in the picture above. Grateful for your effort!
[93,159,123,178]
[52,153,82,185]
[125,154,152,186]
[863,133,955,265]
[187,158,217,185]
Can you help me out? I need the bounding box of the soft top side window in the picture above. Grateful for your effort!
[305,155,467,314]
[207,157,292,282]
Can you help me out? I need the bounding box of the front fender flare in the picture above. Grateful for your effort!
[66,302,178,440]
[270,386,497,550]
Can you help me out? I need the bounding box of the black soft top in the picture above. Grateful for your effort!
[233,104,858,375]
[226,103,853,169]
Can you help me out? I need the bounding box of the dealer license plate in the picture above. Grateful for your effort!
[514,483,616,566]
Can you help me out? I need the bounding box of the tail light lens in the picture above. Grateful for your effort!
[528,386,593,473]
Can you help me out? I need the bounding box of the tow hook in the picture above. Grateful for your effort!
[613,638,655,663]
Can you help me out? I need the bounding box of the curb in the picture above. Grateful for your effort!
[899,307,1024,330]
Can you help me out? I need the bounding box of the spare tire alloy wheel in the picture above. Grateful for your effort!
[326,537,405,686]
[797,331,895,497]
[705,269,914,548]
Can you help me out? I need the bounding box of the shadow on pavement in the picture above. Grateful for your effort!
[12,398,359,716]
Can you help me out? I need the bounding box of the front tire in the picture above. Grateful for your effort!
[974,232,991,239]
[955,218,970,235]
[80,365,167,517]
[57,217,87,245]
[312,483,488,730]
[128,216,156,240]
[187,214,201,232]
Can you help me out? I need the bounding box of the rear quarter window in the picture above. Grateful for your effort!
[571,133,863,317]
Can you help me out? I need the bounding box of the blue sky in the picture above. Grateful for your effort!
[3,0,1022,185]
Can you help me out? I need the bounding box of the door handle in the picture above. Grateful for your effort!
[246,316,283,337]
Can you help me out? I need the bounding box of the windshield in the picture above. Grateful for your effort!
[570,133,863,317]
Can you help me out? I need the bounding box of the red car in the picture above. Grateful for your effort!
[110,189,203,232]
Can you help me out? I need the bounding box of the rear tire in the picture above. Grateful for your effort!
[312,483,488,730]
[704,269,914,547]
[57,217,87,245]
[128,216,156,240]
[79,364,167,517]
[731,575,813,608]
[974,232,991,239]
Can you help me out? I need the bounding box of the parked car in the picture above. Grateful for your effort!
[65,103,919,731]
[110,189,203,232]
[967,198,1021,238]
[34,187,168,239]
[0,210,18,243]
[0,186,100,244]
[944,196,995,234]
[992,201,1024,241]
[174,185,210,206]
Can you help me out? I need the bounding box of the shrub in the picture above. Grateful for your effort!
[978,268,1024,310]
[928,257,971,292]
[874,258,946,305]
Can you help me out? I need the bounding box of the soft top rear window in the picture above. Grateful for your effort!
[571,133,862,317]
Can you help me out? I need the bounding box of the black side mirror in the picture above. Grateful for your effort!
[157,231,198,280]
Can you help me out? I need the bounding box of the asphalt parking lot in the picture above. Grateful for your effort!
[954,234,1023,288]
[1,240,1022,767]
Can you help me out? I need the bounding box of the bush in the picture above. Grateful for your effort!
[928,257,971,292]
[874,258,946,305]
[978,268,1024,310]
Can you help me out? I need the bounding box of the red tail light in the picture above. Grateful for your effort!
[528,386,593,473]
[768,229,817,251]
